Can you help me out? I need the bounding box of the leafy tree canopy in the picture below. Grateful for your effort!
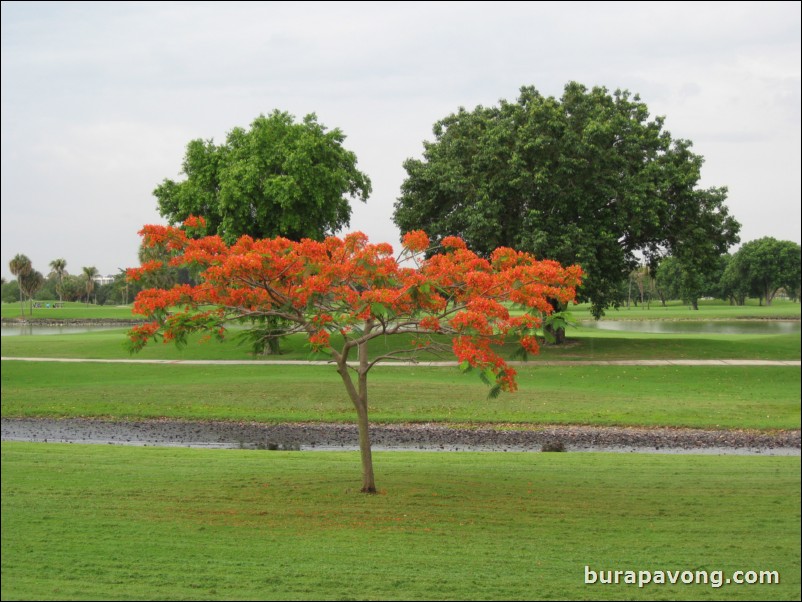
[127,217,582,492]
[394,82,740,318]
[154,111,372,243]
[722,237,801,305]
[654,254,725,309]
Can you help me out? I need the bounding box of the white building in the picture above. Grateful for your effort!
[92,275,115,286]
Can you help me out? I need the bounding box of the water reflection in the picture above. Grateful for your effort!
[2,321,799,337]
[579,320,800,335]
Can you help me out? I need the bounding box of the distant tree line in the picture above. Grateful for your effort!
[5,88,800,324]
[5,236,798,316]
[626,237,801,309]
[2,246,197,314]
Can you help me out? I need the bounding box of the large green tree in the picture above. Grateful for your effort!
[394,82,741,321]
[18,269,44,315]
[724,238,801,305]
[654,254,725,309]
[153,111,372,243]
[718,253,750,306]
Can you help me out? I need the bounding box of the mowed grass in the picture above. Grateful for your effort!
[1,326,800,361]
[2,443,799,601]
[1,301,136,320]
[2,361,799,429]
[571,298,801,320]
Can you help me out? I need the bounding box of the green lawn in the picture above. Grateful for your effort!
[2,300,799,601]
[2,361,799,429]
[2,301,137,321]
[2,443,799,601]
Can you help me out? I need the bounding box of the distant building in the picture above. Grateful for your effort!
[92,275,115,286]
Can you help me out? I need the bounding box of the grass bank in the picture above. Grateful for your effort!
[571,298,801,320]
[2,361,798,430]
[2,443,798,601]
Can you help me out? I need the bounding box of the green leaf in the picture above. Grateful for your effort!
[306,350,332,361]
[511,346,529,361]
[479,368,496,386]
[371,302,389,318]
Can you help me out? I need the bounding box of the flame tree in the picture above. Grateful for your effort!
[127,217,582,493]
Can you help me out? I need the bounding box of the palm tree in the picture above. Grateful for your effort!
[82,266,99,305]
[49,258,68,302]
[9,254,32,317]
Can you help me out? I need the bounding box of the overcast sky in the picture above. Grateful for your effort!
[2,1,800,280]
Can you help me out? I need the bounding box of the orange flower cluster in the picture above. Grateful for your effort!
[127,219,582,393]
[126,260,163,282]
[418,316,441,332]
[128,322,160,348]
[309,329,331,351]
[402,230,430,253]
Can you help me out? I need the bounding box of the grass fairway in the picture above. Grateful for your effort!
[1,302,136,321]
[2,443,798,601]
[2,361,799,429]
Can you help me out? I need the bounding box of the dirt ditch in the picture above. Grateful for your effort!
[2,418,799,455]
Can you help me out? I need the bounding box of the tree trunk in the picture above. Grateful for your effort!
[261,338,282,355]
[544,298,567,345]
[356,339,376,493]
[543,322,566,344]
[691,298,699,310]
[335,337,377,494]
[354,400,376,493]
[626,278,631,308]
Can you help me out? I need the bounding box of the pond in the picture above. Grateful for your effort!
[577,320,800,335]
[0,325,128,337]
